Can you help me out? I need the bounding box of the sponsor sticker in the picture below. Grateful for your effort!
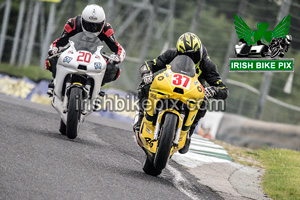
[94,62,102,69]
[63,56,73,63]
[146,128,152,135]
[158,76,164,81]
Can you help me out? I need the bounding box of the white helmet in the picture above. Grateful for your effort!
[81,4,105,37]
[285,35,292,44]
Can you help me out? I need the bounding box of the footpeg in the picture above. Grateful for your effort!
[99,91,105,97]
[47,88,54,97]
[93,98,101,111]
[47,81,54,97]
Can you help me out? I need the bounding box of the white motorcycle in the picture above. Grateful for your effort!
[50,34,117,139]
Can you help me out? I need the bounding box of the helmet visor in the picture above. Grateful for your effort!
[181,51,201,64]
[82,18,104,33]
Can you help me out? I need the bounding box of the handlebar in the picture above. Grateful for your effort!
[48,48,119,64]
[100,52,111,61]
[101,52,120,64]
[48,44,70,59]
[48,52,62,59]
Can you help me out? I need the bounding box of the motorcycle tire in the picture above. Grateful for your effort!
[66,87,82,139]
[154,113,177,171]
[260,46,268,57]
[143,156,162,176]
[59,119,66,135]
[271,48,280,58]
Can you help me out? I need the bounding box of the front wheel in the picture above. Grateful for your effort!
[143,156,162,176]
[270,48,280,58]
[66,87,82,139]
[154,113,177,171]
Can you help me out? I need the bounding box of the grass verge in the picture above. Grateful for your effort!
[0,63,52,81]
[215,140,300,200]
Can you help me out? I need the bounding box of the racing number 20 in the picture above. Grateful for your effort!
[171,74,191,89]
[77,51,91,63]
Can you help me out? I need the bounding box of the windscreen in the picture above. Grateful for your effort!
[69,32,103,53]
[170,55,196,77]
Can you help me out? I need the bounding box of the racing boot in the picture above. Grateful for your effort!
[133,83,150,147]
[178,123,195,154]
[133,102,144,147]
[133,109,144,133]
[93,91,105,111]
[179,107,207,154]
[47,80,54,97]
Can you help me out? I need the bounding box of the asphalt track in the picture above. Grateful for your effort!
[0,94,222,200]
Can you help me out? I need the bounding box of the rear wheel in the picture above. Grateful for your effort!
[260,46,267,57]
[154,113,177,171]
[66,87,82,139]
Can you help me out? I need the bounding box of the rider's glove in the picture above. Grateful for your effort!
[109,54,121,64]
[285,44,290,52]
[139,64,153,85]
[142,72,153,85]
[205,86,218,99]
[48,47,58,56]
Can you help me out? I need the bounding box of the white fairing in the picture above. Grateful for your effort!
[52,35,107,125]
[250,45,264,53]
[235,43,265,56]
[235,43,245,54]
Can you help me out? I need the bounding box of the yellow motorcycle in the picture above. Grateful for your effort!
[136,55,205,176]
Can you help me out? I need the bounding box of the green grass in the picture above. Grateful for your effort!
[260,149,300,200]
[215,140,300,200]
[0,63,52,81]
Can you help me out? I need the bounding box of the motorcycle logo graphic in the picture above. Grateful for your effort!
[94,62,102,69]
[63,56,73,63]
[234,14,292,58]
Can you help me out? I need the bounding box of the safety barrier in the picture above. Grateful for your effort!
[217,113,300,150]
[0,74,135,124]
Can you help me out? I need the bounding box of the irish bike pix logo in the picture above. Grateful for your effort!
[230,14,294,72]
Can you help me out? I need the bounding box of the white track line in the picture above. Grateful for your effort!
[166,164,200,200]
[131,136,199,200]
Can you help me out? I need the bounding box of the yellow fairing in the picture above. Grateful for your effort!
[139,109,183,154]
[139,65,205,156]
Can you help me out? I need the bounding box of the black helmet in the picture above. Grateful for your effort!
[176,32,203,67]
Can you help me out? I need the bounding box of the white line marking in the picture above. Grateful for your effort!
[132,136,199,199]
[166,165,200,200]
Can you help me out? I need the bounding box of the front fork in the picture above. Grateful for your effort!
[62,80,71,113]
[173,114,185,146]
[153,110,185,145]
[62,79,91,114]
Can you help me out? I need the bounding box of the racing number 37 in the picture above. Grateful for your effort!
[171,74,191,89]
[77,51,91,63]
